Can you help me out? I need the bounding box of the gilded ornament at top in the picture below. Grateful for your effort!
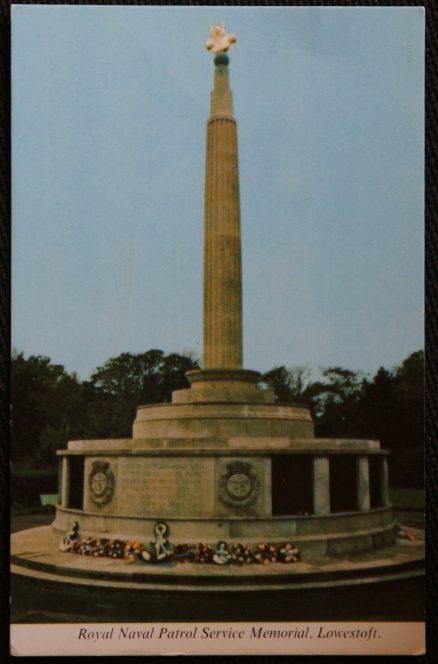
[205,22,237,54]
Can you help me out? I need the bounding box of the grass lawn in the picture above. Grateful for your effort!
[390,487,425,510]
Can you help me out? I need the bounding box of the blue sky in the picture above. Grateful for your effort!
[12,5,424,380]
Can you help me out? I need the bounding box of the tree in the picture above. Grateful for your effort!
[11,348,201,465]
[312,367,366,437]
[261,365,318,407]
[395,350,424,421]
[392,351,424,486]
[261,364,369,432]
[12,347,423,487]
[160,352,201,402]
[11,351,85,465]
[90,349,200,402]
[88,349,200,437]
[357,367,399,444]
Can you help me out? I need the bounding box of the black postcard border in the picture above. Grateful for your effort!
[1,1,435,661]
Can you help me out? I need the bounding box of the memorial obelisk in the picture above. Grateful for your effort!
[203,36,242,369]
[184,23,270,404]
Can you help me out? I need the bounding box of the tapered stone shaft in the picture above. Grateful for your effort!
[203,54,243,369]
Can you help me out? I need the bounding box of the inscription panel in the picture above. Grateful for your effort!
[117,457,215,517]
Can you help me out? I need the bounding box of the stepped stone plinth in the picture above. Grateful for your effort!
[51,26,395,555]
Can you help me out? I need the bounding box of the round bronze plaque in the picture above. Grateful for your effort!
[89,461,115,506]
[219,461,258,507]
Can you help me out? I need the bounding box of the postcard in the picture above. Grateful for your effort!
[10,4,425,656]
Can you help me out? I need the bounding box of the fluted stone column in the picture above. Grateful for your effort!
[356,456,370,511]
[182,33,278,405]
[380,456,390,507]
[57,457,62,505]
[203,53,243,369]
[313,456,330,515]
[61,456,69,508]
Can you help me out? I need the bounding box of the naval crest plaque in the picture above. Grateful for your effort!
[219,461,258,507]
[89,460,115,506]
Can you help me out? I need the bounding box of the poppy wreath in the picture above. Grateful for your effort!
[91,538,110,558]
[254,543,278,564]
[173,543,195,563]
[193,543,214,564]
[124,540,146,562]
[229,542,254,565]
[278,543,300,563]
[106,539,126,559]
[65,535,300,564]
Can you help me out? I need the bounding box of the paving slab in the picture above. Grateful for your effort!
[11,525,424,592]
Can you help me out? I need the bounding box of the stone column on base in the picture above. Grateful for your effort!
[356,455,370,511]
[380,455,390,507]
[61,456,69,508]
[203,52,243,370]
[313,456,330,515]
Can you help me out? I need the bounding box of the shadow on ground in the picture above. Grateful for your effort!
[11,573,424,624]
[10,510,425,624]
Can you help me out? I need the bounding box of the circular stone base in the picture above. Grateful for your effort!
[52,506,397,558]
[11,526,424,593]
[132,401,314,438]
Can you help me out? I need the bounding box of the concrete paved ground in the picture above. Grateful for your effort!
[11,525,424,588]
[11,572,424,623]
[11,510,55,534]
[10,511,424,623]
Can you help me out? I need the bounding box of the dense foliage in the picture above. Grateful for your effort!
[11,349,200,466]
[11,349,423,487]
[261,351,424,487]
